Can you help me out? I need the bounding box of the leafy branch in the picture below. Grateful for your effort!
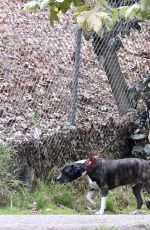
[20,0,150,33]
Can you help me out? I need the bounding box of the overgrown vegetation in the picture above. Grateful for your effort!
[0,146,149,215]
[0,144,21,207]
[22,0,150,32]
[1,182,150,214]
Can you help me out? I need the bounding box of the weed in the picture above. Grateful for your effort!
[26,111,39,123]
[0,144,21,207]
[0,144,14,172]
[106,195,117,213]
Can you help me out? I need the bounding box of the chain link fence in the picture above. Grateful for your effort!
[0,0,150,181]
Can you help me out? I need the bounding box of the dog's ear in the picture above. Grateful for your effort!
[71,164,75,168]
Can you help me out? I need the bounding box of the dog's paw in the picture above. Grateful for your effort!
[95,210,104,215]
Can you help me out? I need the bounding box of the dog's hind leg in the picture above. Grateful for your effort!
[144,184,150,194]
[86,189,97,209]
[132,183,143,209]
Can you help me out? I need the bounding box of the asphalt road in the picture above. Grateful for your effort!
[0,214,150,230]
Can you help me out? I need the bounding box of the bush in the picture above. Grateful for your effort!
[10,181,77,211]
[52,185,75,208]
[106,195,117,213]
[0,144,14,172]
[0,144,20,206]
[32,182,51,209]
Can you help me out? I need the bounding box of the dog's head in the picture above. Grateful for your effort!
[57,160,87,183]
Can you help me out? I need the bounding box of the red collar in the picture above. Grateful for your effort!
[86,156,97,173]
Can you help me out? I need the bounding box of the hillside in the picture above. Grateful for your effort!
[0,0,150,143]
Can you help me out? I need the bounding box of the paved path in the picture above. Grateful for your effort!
[0,214,150,230]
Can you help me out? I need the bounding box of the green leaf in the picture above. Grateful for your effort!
[49,8,59,23]
[140,0,150,13]
[86,10,103,33]
[74,5,89,16]
[96,11,113,28]
[140,11,150,19]
[139,0,150,19]
[58,0,72,13]
[125,3,140,18]
[76,7,114,34]
[94,0,112,14]
[22,1,39,10]
[95,0,107,4]
[76,11,89,29]
[104,21,113,30]
[73,0,84,7]
[118,6,129,17]
[40,0,50,9]
[21,0,150,27]
[96,11,112,20]
[111,8,119,20]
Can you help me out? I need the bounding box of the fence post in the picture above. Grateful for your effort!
[64,28,82,129]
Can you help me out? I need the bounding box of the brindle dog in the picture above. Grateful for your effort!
[57,157,150,214]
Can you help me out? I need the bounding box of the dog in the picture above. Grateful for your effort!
[57,156,150,214]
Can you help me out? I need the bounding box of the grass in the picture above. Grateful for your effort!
[0,144,150,215]
[0,144,21,207]
[0,180,89,215]
[0,144,14,172]
[0,205,77,215]
[0,180,150,215]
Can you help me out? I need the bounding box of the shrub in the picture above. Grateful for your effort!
[0,144,20,206]
[106,195,117,213]
[50,183,76,209]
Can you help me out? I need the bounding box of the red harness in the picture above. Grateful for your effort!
[86,155,97,173]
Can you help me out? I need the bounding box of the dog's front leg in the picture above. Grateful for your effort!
[95,196,107,215]
[86,189,97,209]
[96,189,108,215]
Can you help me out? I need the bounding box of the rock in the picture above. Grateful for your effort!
[100,106,108,112]
[32,127,43,140]
[29,202,38,212]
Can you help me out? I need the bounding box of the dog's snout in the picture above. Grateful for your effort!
[56,175,61,182]
[56,174,68,183]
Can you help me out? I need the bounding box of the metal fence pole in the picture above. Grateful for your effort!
[64,28,82,129]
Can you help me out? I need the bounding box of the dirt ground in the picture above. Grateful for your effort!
[0,214,150,230]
